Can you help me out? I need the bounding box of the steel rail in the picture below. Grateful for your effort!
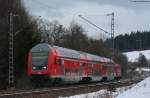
[0,78,144,98]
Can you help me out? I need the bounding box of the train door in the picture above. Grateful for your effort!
[73,61,80,82]
[114,64,121,79]
[80,62,91,81]
[79,62,83,81]
[92,63,102,81]
[62,59,80,83]
[82,63,88,77]
[54,57,62,77]
[107,64,115,80]
[61,59,65,80]
[101,64,108,81]
[63,59,71,82]
[87,63,92,77]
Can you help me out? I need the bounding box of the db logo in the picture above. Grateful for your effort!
[37,72,42,74]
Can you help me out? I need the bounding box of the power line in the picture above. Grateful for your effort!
[78,13,115,58]
[78,13,111,16]
[78,15,110,35]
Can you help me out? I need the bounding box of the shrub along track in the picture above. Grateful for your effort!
[0,78,143,98]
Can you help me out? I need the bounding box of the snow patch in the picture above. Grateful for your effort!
[59,90,111,98]
[123,49,150,62]
[59,85,133,98]
[136,68,150,72]
[59,77,150,98]
[116,77,150,98]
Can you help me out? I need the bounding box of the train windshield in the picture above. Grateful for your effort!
[31,52,49,66]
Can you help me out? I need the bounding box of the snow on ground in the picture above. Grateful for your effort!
[123,49,150,62]
[59,85,133,98]
[59,90,111,98]
[116,77,150,98]
[141,68,150,72]
[59,77,150,98]
[136,68,150,72]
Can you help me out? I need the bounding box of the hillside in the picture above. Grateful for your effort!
[117,77,150,98]
[123,49,150,62]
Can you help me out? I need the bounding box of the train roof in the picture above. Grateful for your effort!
[85,53,113,63]
[30,43,51,52]
[53,46,81,59]
[31,43,113,63]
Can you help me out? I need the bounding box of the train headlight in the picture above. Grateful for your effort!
[43,66,47,69]
[33,67,36,70]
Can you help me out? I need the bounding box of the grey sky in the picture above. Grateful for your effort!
[23,0,150,39]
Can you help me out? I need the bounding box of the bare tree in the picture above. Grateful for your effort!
[38,19,65,45]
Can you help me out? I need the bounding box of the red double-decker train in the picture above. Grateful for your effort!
[27,43,121,86]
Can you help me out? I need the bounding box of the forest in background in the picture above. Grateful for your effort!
[114,31,150,52]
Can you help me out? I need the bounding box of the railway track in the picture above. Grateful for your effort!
[0,78,143,98]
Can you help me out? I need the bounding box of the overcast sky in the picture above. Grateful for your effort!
[23,0,150,39]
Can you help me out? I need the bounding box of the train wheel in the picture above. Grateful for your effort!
[115,77,121,80]
[81,77,92,83]
[101,77,107,82]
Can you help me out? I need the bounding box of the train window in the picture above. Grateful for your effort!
[55,46,80,59]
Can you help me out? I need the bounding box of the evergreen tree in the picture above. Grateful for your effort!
[114,31,150,52]
[138,53,148,68]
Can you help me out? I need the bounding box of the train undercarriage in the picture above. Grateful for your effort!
[30,74,121,87]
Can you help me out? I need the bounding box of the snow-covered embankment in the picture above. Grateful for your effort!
[116,77,150,98]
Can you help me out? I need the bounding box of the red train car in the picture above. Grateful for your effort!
[27,43,121,85]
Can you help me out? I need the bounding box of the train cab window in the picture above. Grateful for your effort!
[31,52,49,70]
[32,52,49,65]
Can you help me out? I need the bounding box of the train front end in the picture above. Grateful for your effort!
[27,44,51,86]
